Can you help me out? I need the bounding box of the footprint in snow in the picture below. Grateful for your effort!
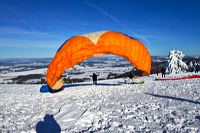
[54,105,87,130]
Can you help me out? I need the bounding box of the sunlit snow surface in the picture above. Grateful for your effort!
[0,73,200,132]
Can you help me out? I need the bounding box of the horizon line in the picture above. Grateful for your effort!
[0,55,200,59]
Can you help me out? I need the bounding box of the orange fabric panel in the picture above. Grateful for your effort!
[46,36,95,87]
[46,31,151,88]
[98,31,151,73]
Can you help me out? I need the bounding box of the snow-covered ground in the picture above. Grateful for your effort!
[0,73,200,132]
[0,56,132,84]
[0,68,47,77]
[0,68,47,83]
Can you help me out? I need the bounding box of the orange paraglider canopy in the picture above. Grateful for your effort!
[46,31,151,90]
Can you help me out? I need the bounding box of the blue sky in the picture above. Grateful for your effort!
[0,0,200,58]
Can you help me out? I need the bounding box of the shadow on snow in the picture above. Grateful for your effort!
[36,114,61,133]
[64,82,121,87]
[40,83,121,93]
[146,93,200,105]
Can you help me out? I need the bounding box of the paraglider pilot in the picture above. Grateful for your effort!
[90,73,99,85]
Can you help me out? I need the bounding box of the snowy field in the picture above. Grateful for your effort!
[0,73,200,132]
[0,56,132,84]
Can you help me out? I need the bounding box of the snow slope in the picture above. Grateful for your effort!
[0,73,200,132]
[0,68,47,77]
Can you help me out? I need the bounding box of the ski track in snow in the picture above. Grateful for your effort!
[0,74,200,132]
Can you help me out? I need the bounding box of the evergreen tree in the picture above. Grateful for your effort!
[166,50,188,73]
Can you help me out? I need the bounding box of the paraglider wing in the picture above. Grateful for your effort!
[46,31,151,90]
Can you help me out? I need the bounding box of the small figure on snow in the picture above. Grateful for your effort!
[128,70,135,79]
[195,64,199,73]
[40,76,46,84]
[155,68,160,76]
[161,67,166,78]
[128,69,145,79]
[90,73,99,85]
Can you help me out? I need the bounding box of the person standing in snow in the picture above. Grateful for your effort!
[161,67,166,78]
[40,76,46,84]
[128,70,134,79]
[195,64,199,73]
[155,68,159,76]
[90,73,99,85]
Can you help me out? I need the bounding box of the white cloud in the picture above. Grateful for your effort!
[0,38,59,48]
[84,0,151,47]
[0,26,56,37]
